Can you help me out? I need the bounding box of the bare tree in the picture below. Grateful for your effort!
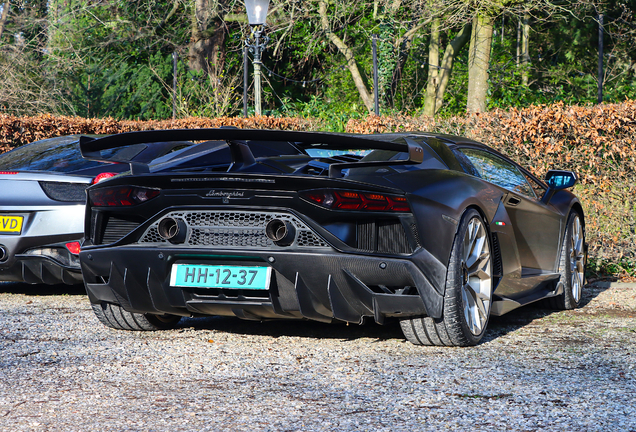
[423,21,472,116]
[467,8,495,113]
[0,1,10,42]
[465,0,590,113]
[317,0,375,112]
[520,11,530,86]
[423,15,441,116]
[189,0,229,75]
[383,1,435,108]
[315,0,467,113]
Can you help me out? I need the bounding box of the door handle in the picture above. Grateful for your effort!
[506,195,521,206]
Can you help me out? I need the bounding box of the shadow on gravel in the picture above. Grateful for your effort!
[177,282,610,344]
[179,315,408,342]
[0,281,86,296]
[484,282,609,342]
[0,281,611,344]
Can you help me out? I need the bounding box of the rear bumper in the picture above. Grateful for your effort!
[79,246,446,323]
[0,205,85,284]
[0,255,82,285]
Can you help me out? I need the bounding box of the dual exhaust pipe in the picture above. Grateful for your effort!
[156,217,296,247]
[157,217,187,244]
[265,219,296,246]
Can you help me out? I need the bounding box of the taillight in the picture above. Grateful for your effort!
[0,171,18,174]
[92,172,117,184]
[65,241,81,255]
[89,186,160,207]
[300,189,410,212]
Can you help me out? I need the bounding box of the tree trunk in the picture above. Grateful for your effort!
[318,0,374,112]
[516,18,520,66]
[434,23,471,114]
[387,16,432,108]
[467,13,494,113]
[422,17,440,117]
[188,0,227,76]
[0,1,10,42]
[521,12,530,86]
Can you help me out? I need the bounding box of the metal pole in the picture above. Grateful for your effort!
[172,51,177,120]
[254,29,262,116]
[598,13,604,104]
[516,19,520,66]
[243,45,248,118]
[246,26,268,117]
[372,34,379,116]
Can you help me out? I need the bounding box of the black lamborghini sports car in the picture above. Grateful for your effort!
[78,129,585,346]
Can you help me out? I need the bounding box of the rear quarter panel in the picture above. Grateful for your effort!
[386,169,504,268]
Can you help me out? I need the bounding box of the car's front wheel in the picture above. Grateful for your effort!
[400,209,493,347]
[90,302,181,331]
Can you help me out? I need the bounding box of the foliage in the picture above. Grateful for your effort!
[61,53,175,120]
[588,257,636,279]
[2,1,636,119]
[43,0,194,119]
[0,0,67,115]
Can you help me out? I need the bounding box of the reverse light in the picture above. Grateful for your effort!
[89,186,160,207]
[92,172,117,184]
[65,241,81,255]
[300,189,410,212]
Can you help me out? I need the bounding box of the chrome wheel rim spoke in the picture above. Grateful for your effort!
[461,218,492,335]
[568,216,584,302]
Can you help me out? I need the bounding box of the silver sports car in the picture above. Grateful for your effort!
[0,135,210,284]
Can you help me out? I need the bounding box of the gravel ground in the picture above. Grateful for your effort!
[0,282,635,432]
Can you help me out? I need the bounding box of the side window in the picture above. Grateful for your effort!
[452,149,480,177]
[460,149,536,199]
[523,172,547,200]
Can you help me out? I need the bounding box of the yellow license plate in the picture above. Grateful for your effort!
[0,215,23,234]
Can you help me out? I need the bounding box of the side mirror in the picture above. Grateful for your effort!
[544,170,578,189]
[542,170,578,204]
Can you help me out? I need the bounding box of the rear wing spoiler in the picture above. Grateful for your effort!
[79,128,425,177]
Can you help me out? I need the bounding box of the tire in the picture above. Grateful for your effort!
[400,209,493,347]
[546,211,586,310]
[90,302,181,331]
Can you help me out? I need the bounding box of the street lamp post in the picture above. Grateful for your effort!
[244,0,270,116]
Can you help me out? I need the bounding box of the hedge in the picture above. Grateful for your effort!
[0,115,317,152]
[2,101,635,275]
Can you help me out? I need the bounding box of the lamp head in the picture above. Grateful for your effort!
[245,0,270,26]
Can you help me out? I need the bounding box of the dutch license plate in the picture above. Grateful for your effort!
[0,215,23,234]
[170,264,271,290]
